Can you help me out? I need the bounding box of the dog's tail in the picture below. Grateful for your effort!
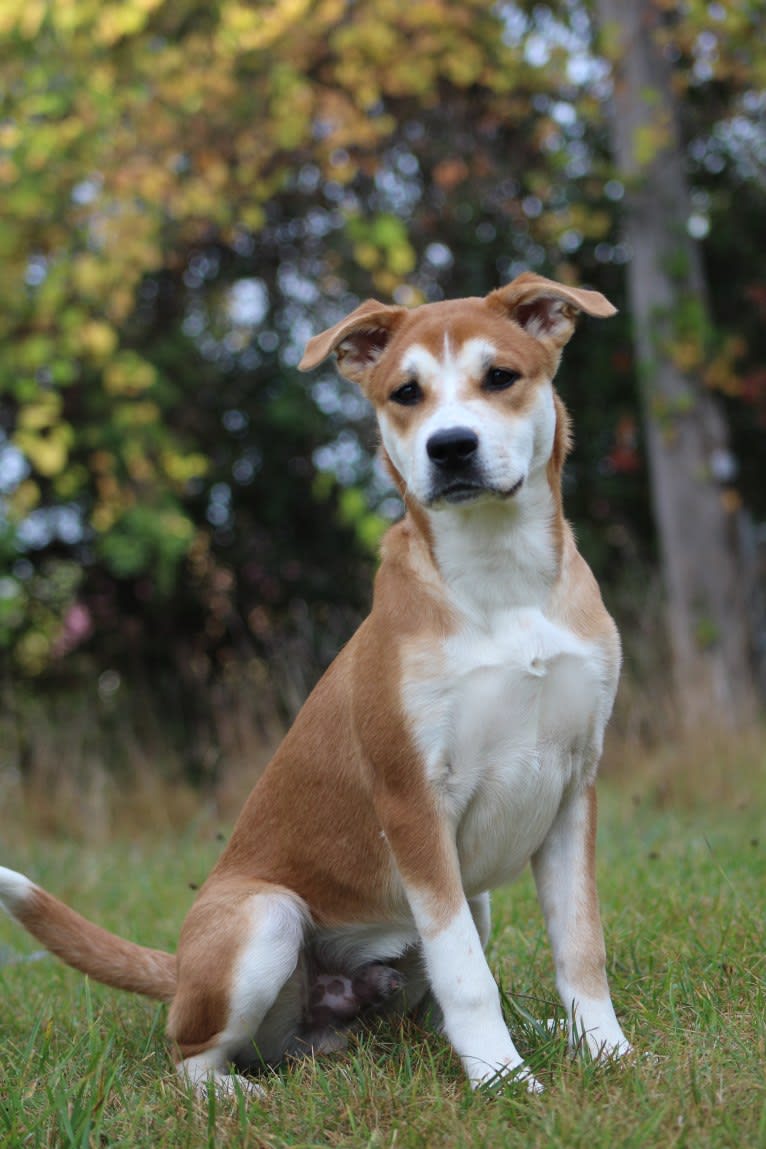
[0,866,177,1001]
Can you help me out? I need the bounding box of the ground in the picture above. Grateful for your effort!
[0,741,764,1148]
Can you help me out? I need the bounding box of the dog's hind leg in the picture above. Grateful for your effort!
[469,892,491,949]
[167,878,308,1096]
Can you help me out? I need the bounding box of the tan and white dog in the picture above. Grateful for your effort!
[0,272,631,1095]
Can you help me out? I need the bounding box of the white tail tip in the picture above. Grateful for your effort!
[0,866,34,915]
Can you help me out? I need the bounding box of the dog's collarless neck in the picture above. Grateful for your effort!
[411,474,562,618]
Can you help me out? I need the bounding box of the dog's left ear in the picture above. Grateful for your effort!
[299,299,406,385]
[488,272,617,349]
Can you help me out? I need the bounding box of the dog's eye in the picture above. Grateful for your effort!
[483,367,521,392]
[390,380,423,406]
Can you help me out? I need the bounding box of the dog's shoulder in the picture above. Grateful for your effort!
[368,516,455,641]
[549,525,620,665]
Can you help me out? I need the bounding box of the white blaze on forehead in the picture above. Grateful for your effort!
[400,344,440,380]
[454,337,497,382]
[398,337,497,402]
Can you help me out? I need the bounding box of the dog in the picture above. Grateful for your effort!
[0,272,631,1095]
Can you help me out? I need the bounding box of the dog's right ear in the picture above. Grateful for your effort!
[488,273,616,351]
[298,300,406,385]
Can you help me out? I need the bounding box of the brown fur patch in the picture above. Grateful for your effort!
[208,521,457,927]
[549,531,621,668]
[545,392,573,562]
[572,785,610,1000]
[17,887,176,1001]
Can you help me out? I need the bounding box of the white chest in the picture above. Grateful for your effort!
[402,607,613,894]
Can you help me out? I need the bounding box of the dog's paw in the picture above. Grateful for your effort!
[594,1036,633,1063]
[177,1062,266,1102]
[474,1059,544,1095]
[573,1028,632,1064]
[517,1066,545,1095]
[354,962,405,1004]
[309,962,405,1025]
[564,1004,632,1065]
[210,1073,266,1101]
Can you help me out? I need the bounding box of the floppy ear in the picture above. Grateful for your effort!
[298,299,406,385]
[488,272,617,349]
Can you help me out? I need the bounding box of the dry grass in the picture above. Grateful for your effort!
[0,668,284,840]
[604,724,765,811]
[4,699,762,840]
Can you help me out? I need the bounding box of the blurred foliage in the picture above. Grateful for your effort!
[0,0,764,695]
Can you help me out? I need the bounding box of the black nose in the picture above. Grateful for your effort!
[426,426,479,469]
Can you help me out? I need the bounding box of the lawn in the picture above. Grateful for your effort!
[0,745,764,1148]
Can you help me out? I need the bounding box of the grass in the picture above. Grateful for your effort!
[0,741,764,1148]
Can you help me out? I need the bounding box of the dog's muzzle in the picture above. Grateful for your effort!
[424,426,524,506]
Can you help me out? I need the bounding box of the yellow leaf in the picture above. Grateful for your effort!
[73,254,107,298]
[79,320,119,362]
[103,353,157,396]
[91,504,118,532]
[669,338,703,373]
[162,452,209,483]
[18,0,46,39]
[17,393,62,430]
[387,242,416,277]
[353,242,380,270]
[240,205,266,231]
[14,426,73,477]
[113,400,160,429]
[8,478,41,518]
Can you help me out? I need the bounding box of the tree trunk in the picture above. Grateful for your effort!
[594,0,758,728]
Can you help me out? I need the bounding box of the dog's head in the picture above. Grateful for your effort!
[299,273,615,510]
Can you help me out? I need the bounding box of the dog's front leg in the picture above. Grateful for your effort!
[380,794,538,1091]
[531,783,631,1061]
[412,894,540,1089]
